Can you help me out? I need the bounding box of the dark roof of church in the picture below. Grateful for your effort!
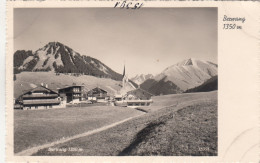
[127,88,154,96]
[88,87,108,94]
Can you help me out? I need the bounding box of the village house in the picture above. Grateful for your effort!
[16,85,65,110]
[125,87,154,106]
[58,85,83,104]
[114,88,154,107]
[126,87,154,100]
[87,87,108,102]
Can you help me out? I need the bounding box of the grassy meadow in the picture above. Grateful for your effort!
[33,91,217,156]
[14,106,143,153]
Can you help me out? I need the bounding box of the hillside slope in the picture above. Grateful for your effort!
[141,77,182,95]
[185,76,218,93]
[14,72,122,98]
[33,91,217,156]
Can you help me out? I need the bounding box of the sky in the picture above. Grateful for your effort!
[14,8,217,77]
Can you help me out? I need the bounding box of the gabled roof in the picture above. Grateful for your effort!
[88,87,107,93]
[30,86,58,94]
[127,88,154,96]
[17,86,58,99]
[58,85,84,90]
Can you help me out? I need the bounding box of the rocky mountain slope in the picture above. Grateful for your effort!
[14,42,123,80]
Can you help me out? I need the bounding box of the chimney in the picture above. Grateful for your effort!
[45,84,48,88]
[41,83,43,86]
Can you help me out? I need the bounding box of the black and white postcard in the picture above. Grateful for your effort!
[4,1,260,162]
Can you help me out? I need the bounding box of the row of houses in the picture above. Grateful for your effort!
[14,84,153,110]
[15,85,108,110]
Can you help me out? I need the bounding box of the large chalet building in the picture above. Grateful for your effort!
[58,85,83,104]
[16,86,66,110]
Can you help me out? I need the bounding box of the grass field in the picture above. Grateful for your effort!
[34,91,217,156]
[14,106,143,153]
[137,91,216,113]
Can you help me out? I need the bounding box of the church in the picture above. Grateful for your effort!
[114,65,153,107]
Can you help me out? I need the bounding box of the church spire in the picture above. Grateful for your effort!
[122,64,125,77]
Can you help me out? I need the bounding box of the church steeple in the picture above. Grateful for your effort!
[119,64,136,95]
[122,64,125,77]
[122,64,126,88]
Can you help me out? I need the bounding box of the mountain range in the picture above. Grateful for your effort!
[141,58,218,95]
[14,42,217,97]
[130,74,154,85]
[14,42,123,81]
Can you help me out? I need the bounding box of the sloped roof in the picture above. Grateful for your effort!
[88,87,108,94]
[125,88,154,100]
[16,86,58,99]
[31,86,58,94]
[127,88,154,96]
[30,86,50,92]
[58,85,84,90]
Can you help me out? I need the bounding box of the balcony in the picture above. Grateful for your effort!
[23,99,60,105]
[23,94,59,98]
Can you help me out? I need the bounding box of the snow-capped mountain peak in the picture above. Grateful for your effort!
[175,58,195,66]
[161,59,217,90]
[141,58,218,94]
[131,74,154,85]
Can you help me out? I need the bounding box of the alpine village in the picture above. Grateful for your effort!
[13,42,218,156]
[14,42,217,110]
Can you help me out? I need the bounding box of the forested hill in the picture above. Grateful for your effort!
[14,42,123,81]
